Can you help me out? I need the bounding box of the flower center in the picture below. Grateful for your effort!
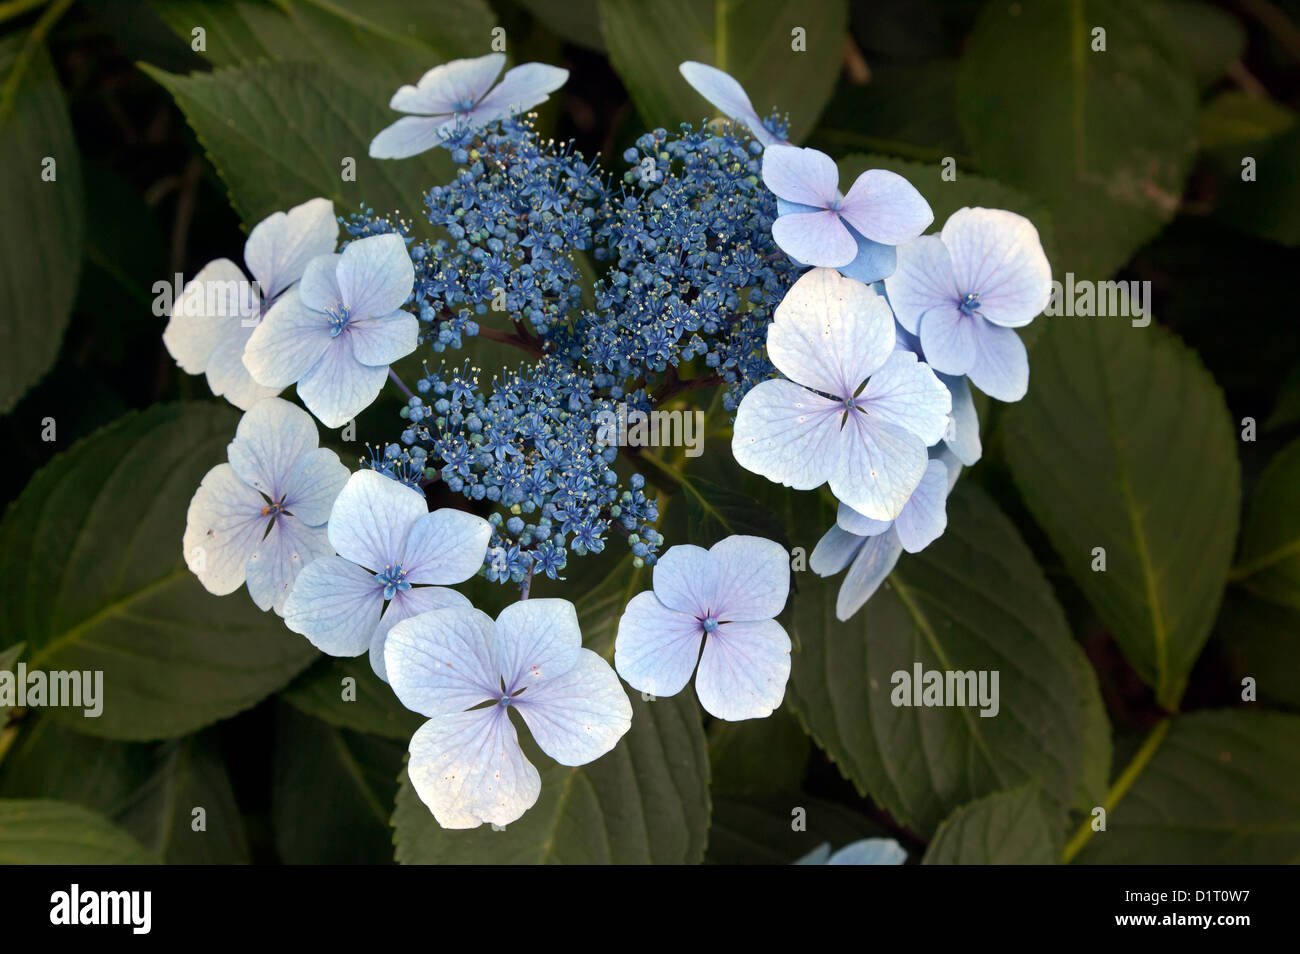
[498,695,512,707]
[375,563,411,600]
[452,96,478,112]
[702,615,720,633]
[325,302,350,338]
[260,501,285,518]
[959,291,981,316]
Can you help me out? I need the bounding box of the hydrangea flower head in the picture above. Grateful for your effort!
[183,397,348,614]
[810,456,954,620]
[678,61,788,147]
[283,469,491,678]
[732,268,951,521]
[243,233,417,428]
[615,535,791,721]
[763,145,932,283]
[370,53,568,159]
[884,207,1051,402]
[164,198,337,409]
[386,599,632,829]
[796,839,908,865]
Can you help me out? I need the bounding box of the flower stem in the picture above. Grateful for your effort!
[387,367,414,400]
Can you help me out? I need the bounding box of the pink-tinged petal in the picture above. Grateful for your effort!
[830,411,927,522]
[296,336,388,429]
[327,469,427,571]
[941,207,1051,327]
[695,618,791,721]
[809,524,867,576]
[347,311,419,367]
[856,349,951,445]
[514,649,632,766]
[297,253,343,313]
[761,144,839,207]
[182,463,268,596]
[966,318,1029,402]
[389,53,506,114]
[652,543,720,617]
[204,321,279,410]
[407,707,539,829]
[401,508,492,585]
[918,304,978,377]
[771,210,858,268]
[242,292,333,389]
[369,585,472,682]
[337,233,414,320]
[163,259,254,374]
[613,590,705,697]
[493,598,583,692]
[281,447,348,528]
[228,396,319,502]
[245,514,332,615]
[839,168,934,246]
[893,459,949,553]
[836,500,891,537]
[678,61,781,146]
[710,535,790,622]
[243,198,338,301]
[883,235,960,335]
[369,116,456,159]
[731,379,843,491]
[384,606,499,716]
[768,267,895,397]
[835,530,903,621]
[474,62,569,121]
[282,554,384,656]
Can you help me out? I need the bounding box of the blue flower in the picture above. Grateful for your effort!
[731,268,951,521]
[386,598,632,828]
[283,470,491,679]
[615,535,791,721]
[809,456,955,620]
[183,397,348,615]
[884,207,1051,402]
[894,324,982,466]
[796,839,908,865]
[164,198,337,409]
[677,61,788,147]
[762,145,932,283]
[243,233,417,428]
[369,53,568,159]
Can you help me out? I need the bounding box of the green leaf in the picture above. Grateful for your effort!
[0,403,318,740]
[707,794,888,865]
[1147,0,1245,89]
[708,707,809,796]
[281,654,423,740]
[0,34,84,412]
[1231,436,1300,609]
[272,703,405,864]
[598,0,848,143]
[922,785,1061,864]
[1199,91,1296,151]
[956,0,1198,277]
[785,482,1109,836]
[1217,593,1300,709]
[681,474,788,549]
[393,555,710,864]
[1073,711,1300,863]
[142,60,455,230]
[0,798,154,864]
[0,642,23,727]
[1002,319,1240,709]
[517,0,605,51]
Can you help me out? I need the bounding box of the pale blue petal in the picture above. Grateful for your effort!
[767,267,895,398]
[163,259,253,374]
[836,500,891,537]
[678,61,781,146]
[384,605,498,716]
[829,411,927,522]
[731,379,842,491]
[856,349,951,445]
[838,232,897,285]
[474,62,569,121]
[182,463,267,596]
[407,707,539,829]
[966,318,1029,402]
[243,198,338,301]
[493,598,583,693]
[710,534,789,622]
[883,235,959,335]
[327,469,426,571]
[368,585,472,682]
[893,459,949,553]
[242,291,332,389]
[389,54,505,114]
[809,524,866,576]
[652,543,720,617]
[297,252,343,313]
[918,304,978,377]
[695,618,791,721]
[281,447,348,528]
[401,508,492,585]
[296,336,388,429]
[761,144,839,208]
[337,233,414,320]
[613,590,705,697]
[369,115,453,160]
[204,321,278,410]
[941,207,1051,327]
[515,649,632,766]
[938,371,982,465]
[836,530,903,620]
[228,396,319,501]
[771,210,858,269]
[794,843,833,865]
[245,514,332,615]
[827,838,908,865]
[840,169,934,245]
[347,311,418,366]
[282,554,384,656]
